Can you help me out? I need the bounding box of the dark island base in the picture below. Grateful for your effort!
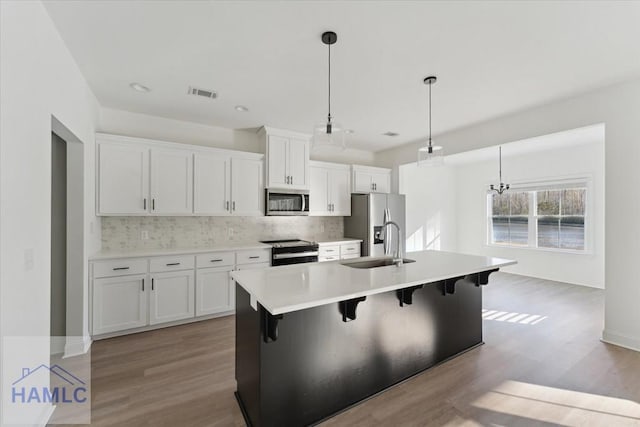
[235,271,497,427]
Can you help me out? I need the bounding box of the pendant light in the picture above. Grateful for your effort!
[489,146,510,194]
[417,76,443,166]
[312,31,346,151]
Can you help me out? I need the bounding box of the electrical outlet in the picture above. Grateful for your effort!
[228,227,234,238]
[141,230,149,240]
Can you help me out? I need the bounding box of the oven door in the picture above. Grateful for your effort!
[271,245,319,266]
[266,190,310,216]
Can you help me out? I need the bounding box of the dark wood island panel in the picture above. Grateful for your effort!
[235,269,498,427]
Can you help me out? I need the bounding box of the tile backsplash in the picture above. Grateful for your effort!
[101,216,344,251]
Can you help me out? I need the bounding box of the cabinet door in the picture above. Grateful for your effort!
[309,166,329,215]
[353,171,374,193]
[194,152,230,215]
[267,135,289,188]
[92,275,147,335]
[288,138,309,189]
[149,271,195,325]
[98,143,149,214]
[372,172,391,193]
[231,157,264,216]
[196,266,234,316]
[329,168,351,216]
[150,149,193,214]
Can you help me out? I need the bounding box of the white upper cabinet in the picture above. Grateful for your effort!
[98,142,149,215]
[96,133,265,217]
[259,127,310,190]
[352,165,391,194]
[309,166,330,215]
[329,167,351,215]
[309,161,351,216]
[150,148,193,215]
[193,152,231,215]
[231,157,264,216]
[267,135,289,188]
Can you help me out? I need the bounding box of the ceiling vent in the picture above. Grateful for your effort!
[383,131,399,137]
[187,86,217,99]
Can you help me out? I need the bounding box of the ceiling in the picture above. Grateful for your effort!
[44,1,640,152]
[445,124,604,165]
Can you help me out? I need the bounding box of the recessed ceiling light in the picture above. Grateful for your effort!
[129,82,150,93]
[345,129,355,134]
[235,105,249,112]
[383,131,399,137]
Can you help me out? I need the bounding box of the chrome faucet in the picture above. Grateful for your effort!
[381,220,403,266]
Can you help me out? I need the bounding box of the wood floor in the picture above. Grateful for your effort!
[60,273,640,426]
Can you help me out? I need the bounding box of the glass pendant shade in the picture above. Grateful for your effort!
[312,121,346,151]
[418,141,444,166]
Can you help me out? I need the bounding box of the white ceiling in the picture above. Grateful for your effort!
[44,1,640,152]
[445,124,604,165]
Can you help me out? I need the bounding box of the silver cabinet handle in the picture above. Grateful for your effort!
[325,249,335,252]
[232,201,236,211]
[143,198,147,210]
[166,262,180,266]
[328,203,331,211]
[249,256,260,259]
[151,278,155,291]
[113,267,130,271]
[210,259,223,262]
[331,203,334,211]
[152,199,156,210]
[142,278,145,291]
[226,201,229,210]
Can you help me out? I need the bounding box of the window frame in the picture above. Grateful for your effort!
[485,177,593,255]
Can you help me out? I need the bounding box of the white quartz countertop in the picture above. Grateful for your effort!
[231,250,516,315]
[90,241,272,260]
[315,238,363,245]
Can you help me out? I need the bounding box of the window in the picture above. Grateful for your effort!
[490,192,529,246]
[488,183,588,252]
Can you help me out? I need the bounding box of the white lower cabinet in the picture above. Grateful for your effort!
[318,241,362,262]
[149,270,195,325]
[196,266,234,316]
[91,249,271,337]
[92,274,147,335]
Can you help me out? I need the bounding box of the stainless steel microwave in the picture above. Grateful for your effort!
[265,189,310,216]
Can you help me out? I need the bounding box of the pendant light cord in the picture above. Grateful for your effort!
[328,42,331,123]
[499,146,502,182]
[428,81,432,147]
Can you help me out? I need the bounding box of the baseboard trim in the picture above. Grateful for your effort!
[64,335,92,357]
[601,329,640,352]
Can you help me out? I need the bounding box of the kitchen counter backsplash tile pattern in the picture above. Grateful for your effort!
[101,216,344,251]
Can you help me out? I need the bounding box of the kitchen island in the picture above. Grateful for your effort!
[231,250,516,427]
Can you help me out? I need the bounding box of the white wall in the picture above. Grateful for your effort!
[454,140,605,288]
[399,163,457,252]
[98,107,377,166]
[1,1,100,423]
[376,78,640,352]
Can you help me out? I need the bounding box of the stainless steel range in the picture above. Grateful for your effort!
[260,239,319,266]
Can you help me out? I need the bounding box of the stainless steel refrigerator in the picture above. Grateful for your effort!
[344,193,406,257]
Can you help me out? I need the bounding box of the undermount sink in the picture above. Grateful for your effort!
[342,258,416,269]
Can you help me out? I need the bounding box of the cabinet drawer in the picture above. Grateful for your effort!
[236,249,271,265]
[341,254,360,260]
[149,255,195,272]
[93,258,148,278]
[196,252,235,268]
[319,255,339,262]
[319,245,340,256]
[340,243,360,256]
